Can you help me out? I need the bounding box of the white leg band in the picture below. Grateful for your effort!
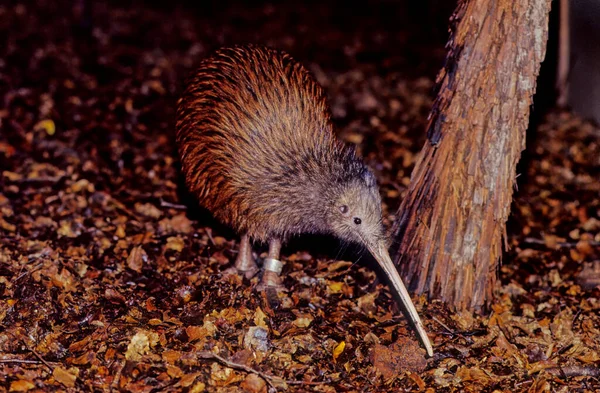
[263,258,283,274]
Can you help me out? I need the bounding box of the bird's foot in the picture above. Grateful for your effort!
[255,258,286,312]
[255,258,285,291]
[222,264,259,280]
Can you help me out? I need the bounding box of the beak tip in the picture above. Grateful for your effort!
[366,240,434,358]
[425,341,434,358]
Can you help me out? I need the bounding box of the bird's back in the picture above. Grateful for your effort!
[176,45,349,240]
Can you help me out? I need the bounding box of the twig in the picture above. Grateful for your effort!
[285,379,333,386]
[515,379,533,388]
[26,346,54,372]
[15,175,67,185]
[159,198,188,210]
[110,359,126,392]
[522,237,600,248]
[198,351,283,388]
[13,262,44,283]
[546,365,600,378]
[432,316,454,335]
[496,322,516,347]
[0,358,57,365]
[197,351,333,388]
[98,192,138,219]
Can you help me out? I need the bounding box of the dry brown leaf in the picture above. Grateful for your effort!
[127,246,146,272]
[491,333,519,361]
[3,171,22,181]
[0,218,16,232]
[528,376,551,393]
[189,382,206,393]
[9,380,35,392]
[292,315,313,328]
[57,220,78,238]
[406,371,426,390]
[115,225,126,238]
[451,309,475,330]
[456,366,491,385]
[253,307,268,329]
[135,202,162,219]
[244,326,270,353]
[166,236,185,252]
[186,325,211,343]
[550,308,574,345]
[50,268,75,291]
[370,338,427,379]
[70,351,95,365]
[159,214,193,234]
[240,374,267,393]
[327,260,353,271]
[125,330,159,361]
[357,291,378,316]
[162,349,182,364]
[104,288,126,304]
[210,362,242,386]
[53,366,79,388]
[167,365,183,378]
[178,372,201,388]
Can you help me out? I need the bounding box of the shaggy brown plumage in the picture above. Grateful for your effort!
[175,44,433,356]
[176,44,380,244]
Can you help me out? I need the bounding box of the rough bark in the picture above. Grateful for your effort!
[392,0,552,310]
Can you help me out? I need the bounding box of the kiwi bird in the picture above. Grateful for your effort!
[175,44,433,356]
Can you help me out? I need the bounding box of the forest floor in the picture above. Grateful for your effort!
[1,1,599,392]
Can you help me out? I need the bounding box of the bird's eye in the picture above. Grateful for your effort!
[354,217,362,225]
[339,205,349,214]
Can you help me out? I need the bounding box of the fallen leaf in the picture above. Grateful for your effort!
[0,218,16,232]
[3,171,22,181]
[125,330,159,361]
[35,119,56,135]
[159,214,193,234]
[406,371,426,390]
[370,338,427,378]
[293,314,313,328]
[186,325,213,343]
[357,291,378,316]
[162,349,182,364]
[53,366,78,388]
[166,236,185,252]
[244,326,270,353]
[456,366,491,385]
[333,341,345,362]
[105,288,126,304]
[135,202,162,219]
[240,374,267,393]
[9,380,35,392]
[253,307,268,329]
[167,365,183,378]
[57,220,78,238]
[327,281,344,294]
[179,372,201,388]
[127,246,147,272]
[189,382,206,393]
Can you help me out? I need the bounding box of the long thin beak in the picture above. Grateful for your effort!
[366,239,433,357]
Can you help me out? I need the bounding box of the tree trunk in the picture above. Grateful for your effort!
[392,0,552,311]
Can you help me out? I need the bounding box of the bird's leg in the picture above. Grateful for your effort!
[258,238,284,289]
[232,234,258,279]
